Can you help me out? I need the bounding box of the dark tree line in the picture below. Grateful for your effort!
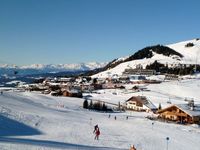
[125,45,183,61]
[83,99,112,112]
[146,61,200,75]
[185,42,194,47]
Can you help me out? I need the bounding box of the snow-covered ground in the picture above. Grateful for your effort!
[1,79,200,150]
[167,39,200,64]
[86,77,200,108]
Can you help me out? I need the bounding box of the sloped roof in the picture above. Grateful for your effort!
[176,104,200,117]
[158,104,200,117]
[126,96,157,110]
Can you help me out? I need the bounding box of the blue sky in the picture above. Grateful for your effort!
[0,0,200,66]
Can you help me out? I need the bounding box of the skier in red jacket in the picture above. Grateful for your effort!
[94,127,100,140]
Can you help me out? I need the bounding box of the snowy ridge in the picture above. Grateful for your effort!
[93,54,176,78]
[167,38,200,64]
[110,56,130,66]
[19,62,107,70]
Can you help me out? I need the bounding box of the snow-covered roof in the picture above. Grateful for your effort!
[176,104,200,117]
[145,100,157,110]
[159,104,200,117]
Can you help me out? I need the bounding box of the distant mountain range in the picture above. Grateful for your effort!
[1,38,200,79]
[0,62,107,76]
[92,38,200,78]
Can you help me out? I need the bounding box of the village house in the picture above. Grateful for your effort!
[102,82,116,89]
[164,74,179,80]
[80,83,94,92]
[123,68,156,76]
[58,77,74,83]
[62,89,82,98]
[128,75,146,83]
[125,96,157,112]
[157,101,200,124]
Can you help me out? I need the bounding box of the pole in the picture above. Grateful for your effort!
[166,137,169,150]
[152,122,154,130]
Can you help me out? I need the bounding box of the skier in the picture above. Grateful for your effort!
[93,124,98,133]
[94,127,100,140]
[108,114,111,118]
[114,116,117,120]
[126,116,128,120]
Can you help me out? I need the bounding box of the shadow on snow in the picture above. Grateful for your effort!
[0,137,123,150]
[0,115,42,137]
[0,115,122,149]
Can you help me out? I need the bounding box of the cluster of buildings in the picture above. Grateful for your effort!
[21,72,157,97]
[124,96,200,124]
[17,68,200,125]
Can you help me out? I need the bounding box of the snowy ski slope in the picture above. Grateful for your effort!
[0,78,200,149]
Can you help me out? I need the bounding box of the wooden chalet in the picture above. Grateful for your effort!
[157,103,200,124]
[125,96,157,112]
[62,89,82,98]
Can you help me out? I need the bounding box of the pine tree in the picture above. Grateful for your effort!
[83,99,88,109]
[102,102,107,111]
[158,103,162,110]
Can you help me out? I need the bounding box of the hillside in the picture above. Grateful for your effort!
[93,39,200,78]
[167,38,200,64]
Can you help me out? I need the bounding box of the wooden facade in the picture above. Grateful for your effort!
[158,105,200,124]
[62,90,82,98]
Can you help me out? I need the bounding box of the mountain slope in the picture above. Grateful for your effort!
[125,44,183,61]
[92,39,200,78]
[167,38,200,64]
